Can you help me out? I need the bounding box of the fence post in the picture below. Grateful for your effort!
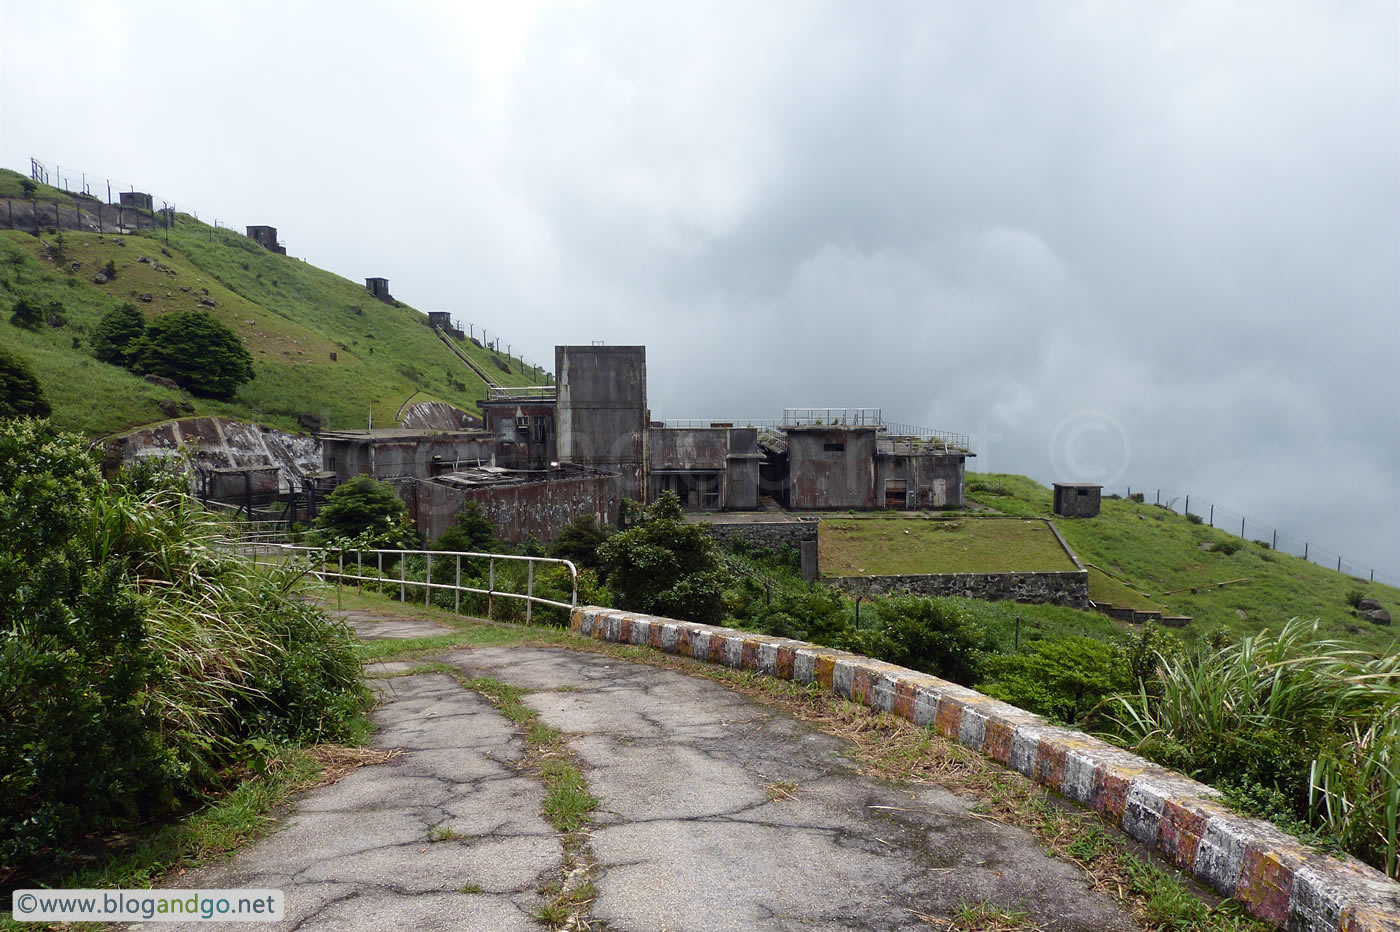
[1304,542,1309,560]
[1338,556,1342,572]
[488,558,495,619]
[526,559,534,625]
[1272,530,1277,550]
[426,553,433,607]
[378,551,383,591]
[1209,504,1213,527]
[455,555,461,614]
[1185,495,1189,515]
[1241,516,1246,538]
[400,552,406,603]
[358,551,363,593]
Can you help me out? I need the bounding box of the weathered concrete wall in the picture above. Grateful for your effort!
[405,471,620,543]
[877,453,968,508]
[103,416,320,491]
[648,427,762,510]
[1054,484,1103,518]
[322,432,494,483]
[785,427,878,509]
[481,400,557,471]
[829,571,1090,608]
[556,345,647,501]
[571,607,1400,932]
[700,519,819,550]
[1,197,164,235]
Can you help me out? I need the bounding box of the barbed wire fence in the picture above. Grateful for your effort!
[1111,484,1398,588]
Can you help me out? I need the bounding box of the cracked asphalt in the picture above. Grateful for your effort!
[151,616,1140,931]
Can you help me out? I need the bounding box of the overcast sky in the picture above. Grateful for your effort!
[3,1,1397,578]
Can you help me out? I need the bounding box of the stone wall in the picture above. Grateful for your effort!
[570,606,1400,931]
[828,570,1089,608]
[700,520,818,551]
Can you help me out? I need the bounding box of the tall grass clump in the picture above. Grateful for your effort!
[1106,619,1399,877]
[1,421,368,886]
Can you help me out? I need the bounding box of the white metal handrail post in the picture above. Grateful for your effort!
[526,560,534,625]
[399,554,406,602]
[426,553,433,608]
[454,555,461,614]
[488,557,495,619]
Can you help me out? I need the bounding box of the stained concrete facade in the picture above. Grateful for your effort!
[402,465,620,542]
[555,345,647,502]
[784,426,880,510]
[480,400,557,471]
[876,449,967,509]
[365,277,393,304]
[119,191,154,211]
[647,427,762,511]
[320,429,494,484]
[1053,483,1102,518]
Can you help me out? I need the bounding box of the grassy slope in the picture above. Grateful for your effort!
[0,202,546,437]
[968,474,1400,654]
[818,516,1076,575]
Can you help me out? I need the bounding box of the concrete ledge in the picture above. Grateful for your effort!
[570,606,1400,932]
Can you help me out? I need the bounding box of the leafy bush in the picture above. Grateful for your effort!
[432,501,498,553]
[0,421,368,880]
[597,492,730,624]
[0,345,51,418]
[853,595,989,684]
[548,514,613,571]
[1208,539,1242,556]
[314,476,414,546]
[1185,512,1203,524]
[91,302,147,367]
[129,310,254,399]
[1345,589,1365,609]
[982,638,1128,724]
[8,298,42,330]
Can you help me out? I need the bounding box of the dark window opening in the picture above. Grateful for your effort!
[823,442,845,452]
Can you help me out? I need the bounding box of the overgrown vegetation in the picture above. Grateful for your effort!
[128,310,254,399]
[0,420,369,888]
[0,343,50,417]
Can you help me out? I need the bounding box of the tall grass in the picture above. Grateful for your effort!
[1106,619,1400,876]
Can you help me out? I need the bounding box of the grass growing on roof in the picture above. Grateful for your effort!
[818,516,1077,576]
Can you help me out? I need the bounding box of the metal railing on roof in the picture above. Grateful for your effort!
[486,385,558,402]
[878,422,972,453]
[658,418,782,429]
[782,408,882,427]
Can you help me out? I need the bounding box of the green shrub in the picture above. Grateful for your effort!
[129,310,254,399]
[1209,539,1242,556]
[853,595,989,684]
[1185,512,1203,524]
[597,491,730,624]
[8,297,43,330]
[547,513,612,571]
[1345,589,1365,608]
[91,302,146,367]
[0,345,51,418]
[982,638,1128,724]
[314,476,414,545]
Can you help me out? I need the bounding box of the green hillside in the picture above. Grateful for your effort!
[968,474,1400,654]
[0,180,545,437]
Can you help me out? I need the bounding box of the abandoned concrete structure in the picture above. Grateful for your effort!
[318,344,972,539]
[119,191,154,211]
[1053,483,1102,518]
[365,277,393,304]
[245,225,286,255]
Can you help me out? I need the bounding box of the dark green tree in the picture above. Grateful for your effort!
[129,311,254,399]
[0,345,51,418]
[432,501,498,553]
[315,476,413,544]
[8,298,42,330]
[91,303,147,367]
[596,491,730,623]
[547,513,612,571]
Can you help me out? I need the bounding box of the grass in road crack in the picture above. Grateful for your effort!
[403,666,598,930]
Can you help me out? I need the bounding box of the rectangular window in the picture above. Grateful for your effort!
[823,442,845,452]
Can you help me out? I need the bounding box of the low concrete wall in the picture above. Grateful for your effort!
[570,606,1400,932]
[829,571,1089,609]
[700,520,818,551]
[405,472,620,543]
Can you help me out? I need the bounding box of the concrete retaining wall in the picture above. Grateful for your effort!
[700,520,818,551]
[570,606,1400,932]
[829,570,1090,609]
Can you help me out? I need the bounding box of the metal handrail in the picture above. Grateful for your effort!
[782,407,882,427]
[270,544,577,622]
[486,385,557,402]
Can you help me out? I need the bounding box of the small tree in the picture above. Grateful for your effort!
[8,298,42,330]
[130,311,253,399]
[432,501,497,553]
[547,514,612,571]
[981,638,1129,724]
[0,346,50,418]
[856,596,990,684]
[596,492,730,623]
[91,303,147,367]
[315,476,414,546]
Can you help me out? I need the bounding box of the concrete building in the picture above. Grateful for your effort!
[320,428,493,484]
[480,392,557,471]
[399,464,619,543]
[365,277,393,304]
[555,345,647,501]
[1053,483,1102,518]
[246,225,286,255]
[647,426,762,511]
[119,191,154,211]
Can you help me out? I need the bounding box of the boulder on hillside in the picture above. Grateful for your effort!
[1362,608,1391,626]
[157,400,181,418]
[144,373,181,391]
[1358,598,1383,612]
[92,272,108,284]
